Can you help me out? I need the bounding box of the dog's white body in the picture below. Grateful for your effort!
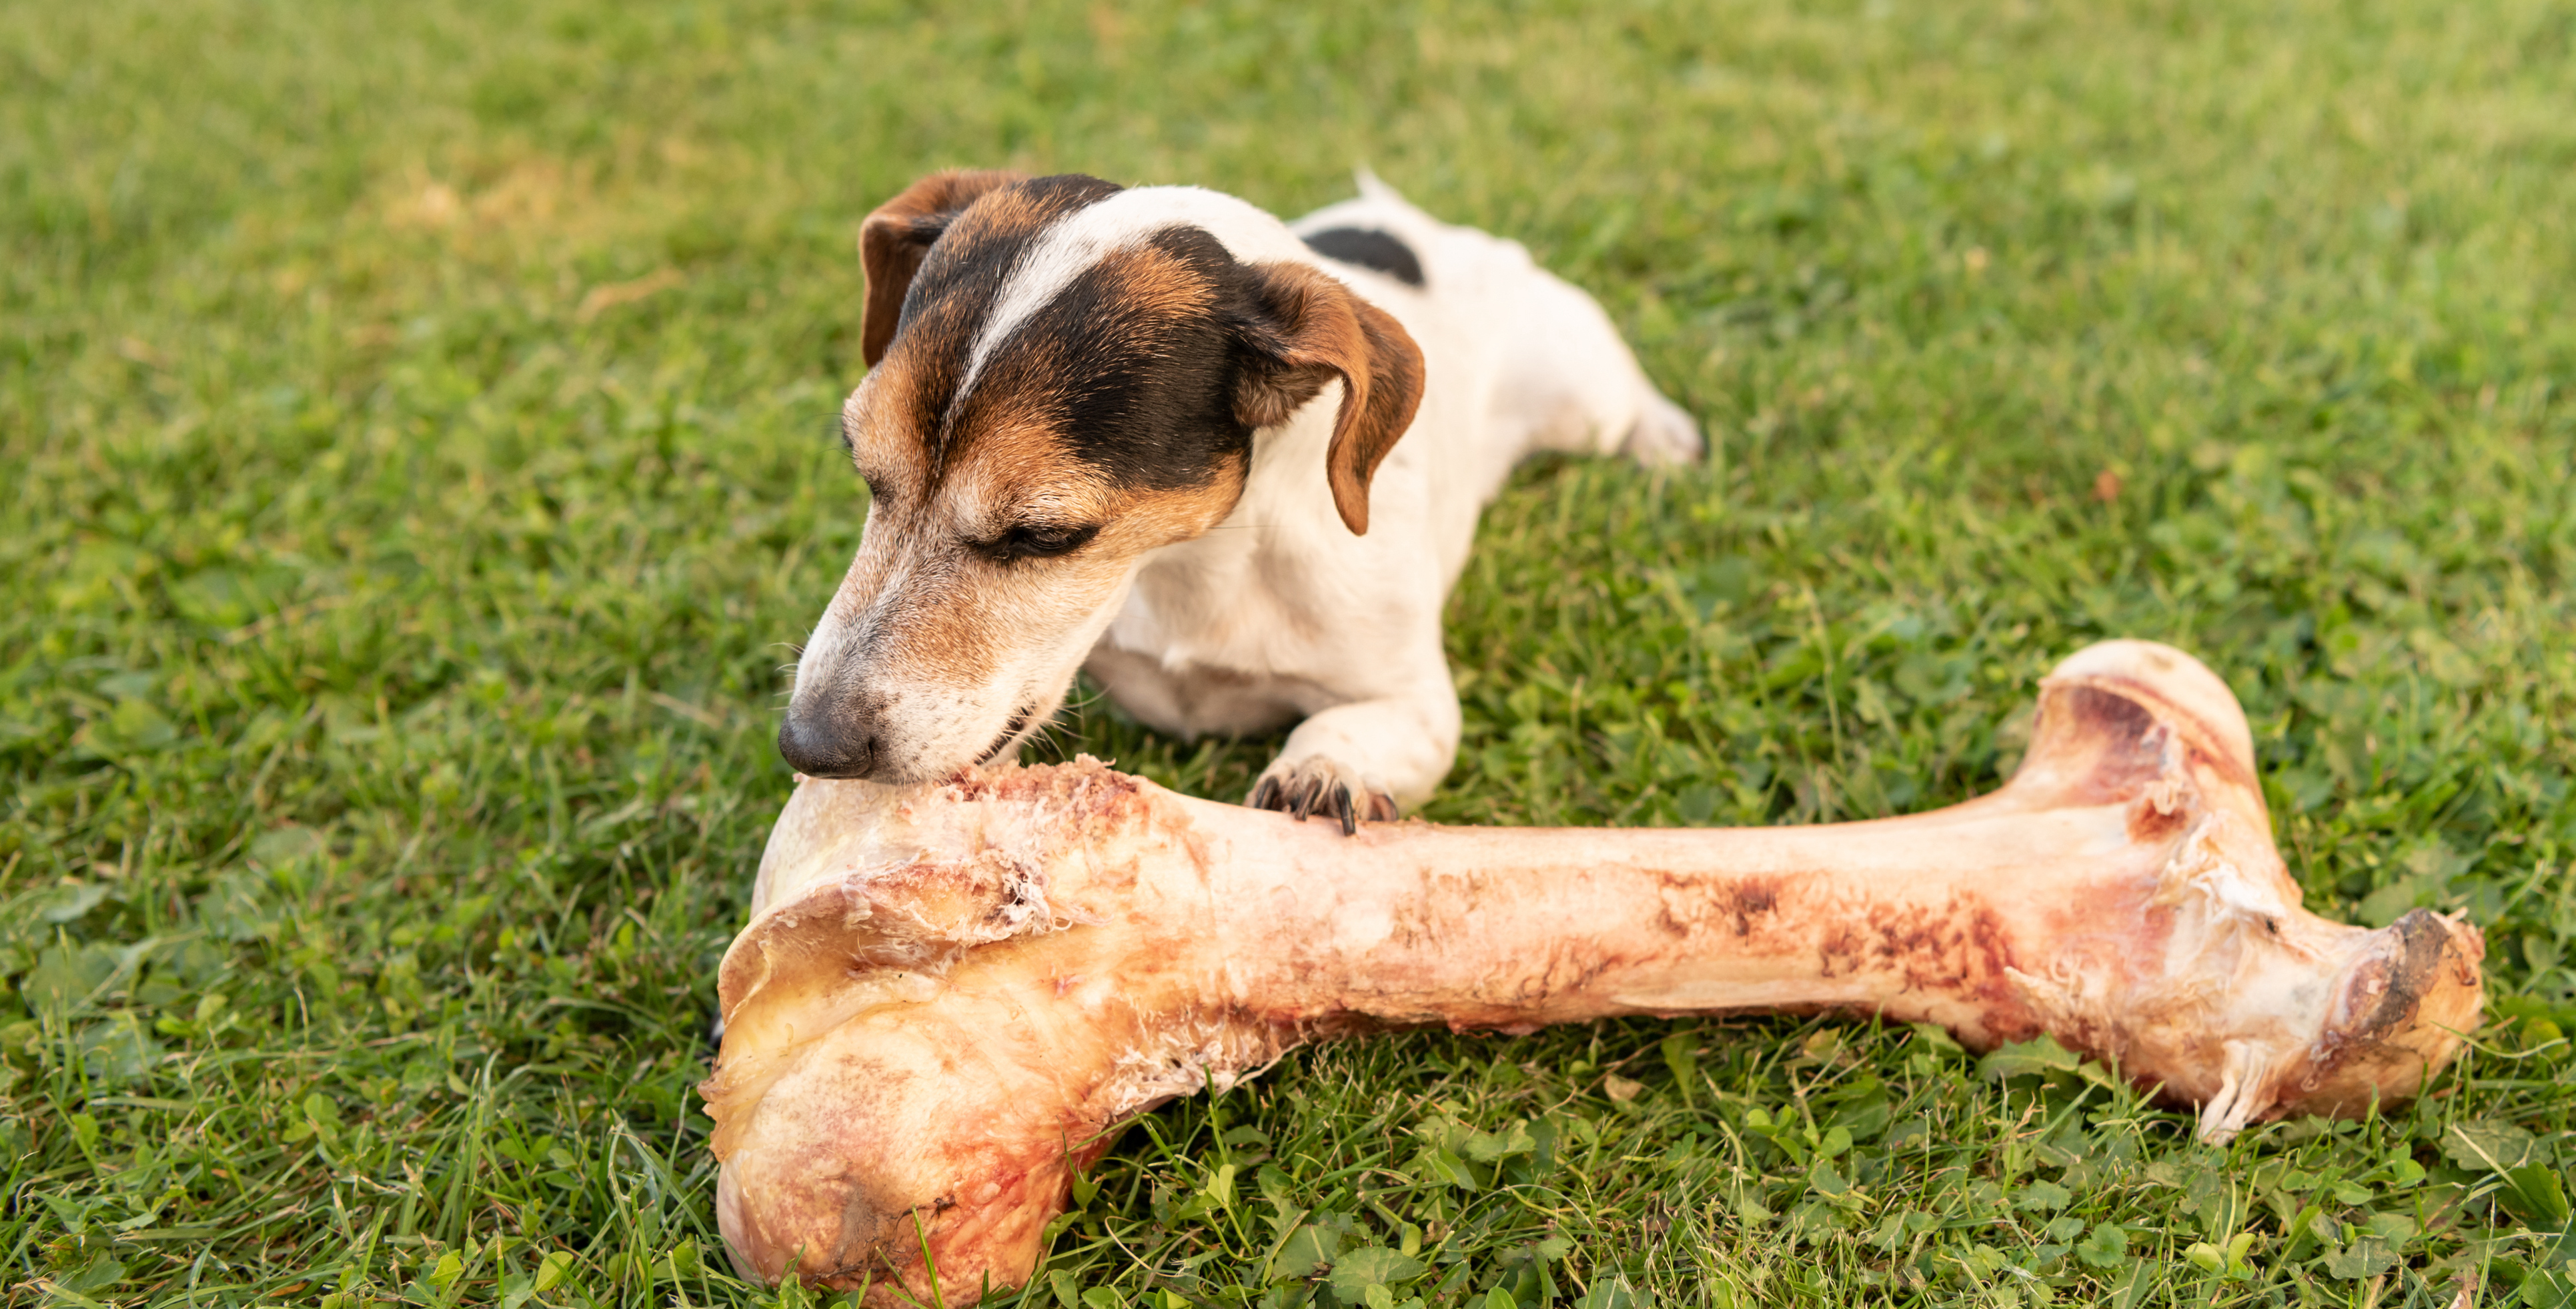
[1082,176,1700,809]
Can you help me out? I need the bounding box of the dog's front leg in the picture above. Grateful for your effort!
[1248,673,1460,835]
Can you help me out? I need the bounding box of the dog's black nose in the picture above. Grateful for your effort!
[778,711,878,779]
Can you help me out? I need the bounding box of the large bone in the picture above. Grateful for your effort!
[699,641,2483,1298]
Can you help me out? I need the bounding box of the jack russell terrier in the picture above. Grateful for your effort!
[778,169,1700,831]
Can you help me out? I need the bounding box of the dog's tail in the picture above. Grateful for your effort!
[1353,165,1405,206]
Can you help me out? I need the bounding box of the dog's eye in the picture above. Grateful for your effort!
[985,523,1099,562]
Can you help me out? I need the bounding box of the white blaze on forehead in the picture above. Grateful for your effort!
[952,186,1320,409]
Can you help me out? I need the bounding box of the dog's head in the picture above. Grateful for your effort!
[779,171,1426,782]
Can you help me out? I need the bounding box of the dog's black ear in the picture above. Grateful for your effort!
[1232,262,1426,536]
[859,169,1028,367]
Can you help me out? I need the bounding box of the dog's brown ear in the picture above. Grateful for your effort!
[1233,262,1427,536]
[859,169,1028,367]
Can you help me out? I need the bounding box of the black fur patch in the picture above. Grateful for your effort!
[896,174,1127,446]
[882,175,1355,497]
[1301,226,1425,288]
[948,224,1258,492]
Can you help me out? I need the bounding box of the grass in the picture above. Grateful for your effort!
[4,0,2574,1304]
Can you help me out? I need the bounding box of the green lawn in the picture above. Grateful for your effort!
[6,0,2575,1304]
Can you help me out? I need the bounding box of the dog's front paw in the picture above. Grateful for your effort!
[1622,393,1704,466]
[1247,757,1400,835]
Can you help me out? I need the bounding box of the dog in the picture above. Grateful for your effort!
[778,169,1700,830]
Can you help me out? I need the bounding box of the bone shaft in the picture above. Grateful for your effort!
[1192,797,2150,1045]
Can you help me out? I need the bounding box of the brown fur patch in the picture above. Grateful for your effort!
[859,170,1031,366]
[827,403,1245,723]
[1231,262,1427,535]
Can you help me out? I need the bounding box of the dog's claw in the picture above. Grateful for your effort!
[1248,759,1396,835]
